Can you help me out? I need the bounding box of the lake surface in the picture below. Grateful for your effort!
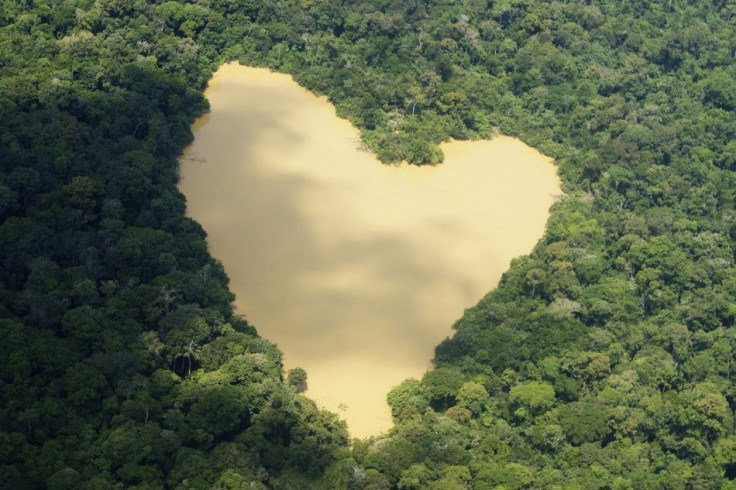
[179,62,560,439]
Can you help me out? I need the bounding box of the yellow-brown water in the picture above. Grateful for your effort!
[179,63,560,439]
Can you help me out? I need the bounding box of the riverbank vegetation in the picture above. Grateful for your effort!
[2,0,735,488]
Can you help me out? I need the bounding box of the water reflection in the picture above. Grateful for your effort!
[179,63,560,438]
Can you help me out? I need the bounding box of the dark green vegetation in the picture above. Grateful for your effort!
[2,0,736,488]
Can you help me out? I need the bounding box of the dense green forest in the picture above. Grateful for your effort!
[2,0,736,488]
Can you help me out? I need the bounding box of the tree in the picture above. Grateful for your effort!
[287,367,308,393]
[456,381,488,416]
[422,367,464,411]
[187,386,249,444]
[556,401,612,445]
[387,379,429,420]
[509,381,555,419]
[525,268,547,297]
[398,464,433,490]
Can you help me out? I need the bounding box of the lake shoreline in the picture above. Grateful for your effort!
[179,63,561,439]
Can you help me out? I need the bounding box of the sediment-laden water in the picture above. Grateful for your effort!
[179,63,560,438]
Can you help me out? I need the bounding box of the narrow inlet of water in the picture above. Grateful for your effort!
[179,62,560,439]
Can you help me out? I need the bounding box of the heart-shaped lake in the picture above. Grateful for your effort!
[179,63,560,438]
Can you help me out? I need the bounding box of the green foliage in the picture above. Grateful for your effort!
[509,381,556,418]
[3,0,736,487]
[387,378,429,421]
[0,1,349,487]
[286,367,308,393]
[456,381,489,416]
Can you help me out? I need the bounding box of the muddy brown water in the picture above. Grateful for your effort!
[179,63,561,439]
